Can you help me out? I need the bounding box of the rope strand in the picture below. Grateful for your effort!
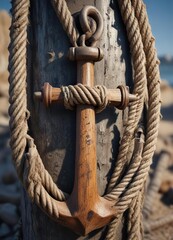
[50,0,79,47]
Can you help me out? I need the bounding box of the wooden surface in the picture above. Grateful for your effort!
[23,0,132,239]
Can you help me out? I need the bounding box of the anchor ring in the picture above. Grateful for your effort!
[79,5,104,46]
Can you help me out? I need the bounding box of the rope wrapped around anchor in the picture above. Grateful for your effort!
[61,84,108,113]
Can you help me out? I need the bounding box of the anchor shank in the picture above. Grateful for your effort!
[71,60,98,210]
[66,52,117,235]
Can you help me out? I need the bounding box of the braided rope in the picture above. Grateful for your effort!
[51,0,79,47]
[105,128,144,203]
[8,0,29,178]
[8,0,161,239]
[143,151,169,218]
[127,193,142,240]
[9,0,67,221]
[61,84,108,112]
[105,0,161,238]
[145,214,173,232]
[106,0,146,193]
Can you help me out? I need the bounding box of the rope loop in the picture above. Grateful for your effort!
[61,84,108,113]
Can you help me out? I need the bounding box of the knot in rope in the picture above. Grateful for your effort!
[61,84,108,113]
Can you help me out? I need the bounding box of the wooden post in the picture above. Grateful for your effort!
[23,0,132,239]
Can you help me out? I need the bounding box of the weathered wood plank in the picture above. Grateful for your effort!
[23,0,132,239]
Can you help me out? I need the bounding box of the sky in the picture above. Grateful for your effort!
[0,0,10,12]
[144,0,173,56]
[0,0,173,56]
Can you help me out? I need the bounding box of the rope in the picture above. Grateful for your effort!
[51,0,79,47]
[8,0,161,239]
[8,0,30,179]
[127,192,143,240]
[145,214,173,232]
[143,151,169,218]
[9,0,67,221]
[61,84,108,113]
[106,0,147,193]
[105,0,161,238]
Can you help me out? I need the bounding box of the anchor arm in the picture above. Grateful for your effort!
[34,82,137,108]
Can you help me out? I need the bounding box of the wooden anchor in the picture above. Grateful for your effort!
[34,6,137,236]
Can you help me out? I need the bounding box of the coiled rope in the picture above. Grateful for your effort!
[8,0,161,239]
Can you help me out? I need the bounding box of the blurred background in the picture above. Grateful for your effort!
[0,1,21,240]
[0,0,173,239]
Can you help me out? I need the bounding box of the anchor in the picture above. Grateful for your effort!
[34,6,137,236]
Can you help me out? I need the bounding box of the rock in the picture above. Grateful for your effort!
[0,10,20,240]
[0,223,11,238]
[0,83,9,97]
[0,130,10,150]
[1,164,18,184]
[0,147,11,165]
[0,187,20,205]
[0,115,9,127]
[0,203,19,226]
[0,97,9,116]
[0,11,10,84]
[159,180,173,194]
